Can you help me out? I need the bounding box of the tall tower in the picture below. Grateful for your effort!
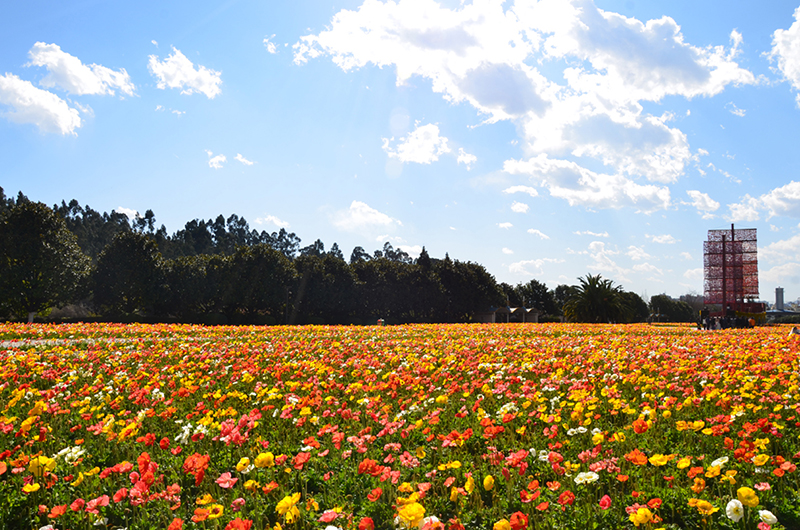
[776,287,785,311]
[703,224,759,312]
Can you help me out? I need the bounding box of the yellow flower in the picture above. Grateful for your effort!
[397,502,425,529]
[484,475,495,491]
[236,457,251,472]
[244,479,260,492]
[28,455,56,477]
[690,499,718,515]
[705,466,721,478]
[84,467,100,476]
[398,482,414,493]
[648,454,673,466]
[629,507,654,527]
[753,438,769,451]
[676,457,691,469]
[493,519,512,530]
[197,493,215,505]
[737,487,759,508]
[450,486,459,502]
[207,504,224,520]
[464,475,475,494]
[71,472,85,487]
[255,452,275,468]
[22,482,41,494]
[591,432,604,445]
[753,454,770,466]
[397,492,420,506]
[276,492,301,522]
[415,447,426,459]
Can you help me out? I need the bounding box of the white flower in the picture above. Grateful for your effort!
[574,471,600,484]
[710,456,729,468]
[726,499,743,522]
[759,510,778,525]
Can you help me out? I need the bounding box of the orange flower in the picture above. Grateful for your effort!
[625,449,648,466]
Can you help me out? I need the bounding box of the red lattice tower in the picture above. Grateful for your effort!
[703,224,759,309]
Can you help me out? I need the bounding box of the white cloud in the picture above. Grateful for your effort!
[235,153,254,166]
[152,40,158,47]
[761,262,800,284]
[116,207,138,219]
[575,230,609,237]
[382,123,450,164]
[457,147,477,169]
[503,185,539,197]
[587,241,630,282]
[205,150,226,169]
[332,200,402,232]
[626,245,651,261]
[527,229,549,239]
[26,42,135,97]
[398,244,422,258]
[769,6,800,106]
[633,262,663,275]
[264,34,278,54]
[646,233,677,244]
[255,214,290,229]
[760,181,800,218]
[504,154,671,211]
[497,222,513,229]
[295,0,754,204]
[0,73,81,135]
[171,109,184,116]
[725,102,746,117]
[683,268,704,280]
[726,194,760,222]
[686,190,720,219]
[511,201,529,213]
[509,258,564,276]
[760,233,800,264]
[680,251,693,260]
[502,247,514,254]
[148,47,222,99]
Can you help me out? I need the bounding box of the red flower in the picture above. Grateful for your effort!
[557,490,575,506]
[293,451,311,470]
[359,517,375,530]
[224,518,253,530]
[367,487,383,501]
[599,495,612,510]
[167,519,183,530]
[319,511,339,523]
[192,508,209,522]
[159,437,170,450]
[48,505,67,519]
[509,511,528,530]
[633,418,649,434]
[113,488,128,503]
[70,498,85,512]
[648,498,662,510]
[536,501,549,511]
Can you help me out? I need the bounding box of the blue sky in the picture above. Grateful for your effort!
[3,0,800,303]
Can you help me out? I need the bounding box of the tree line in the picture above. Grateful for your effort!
[0,187,698,324]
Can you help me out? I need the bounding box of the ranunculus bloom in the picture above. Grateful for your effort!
[599,495,612,510]
[509,511,528,530]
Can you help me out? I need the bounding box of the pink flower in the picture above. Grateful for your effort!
[758,523,771,530]
[599,495,612,510]
[231,498,245,512]
[70,498,85,512]
[85,495,110,514]
[319,510,339,523]
[755,482,772,491]
[215,472,238,489]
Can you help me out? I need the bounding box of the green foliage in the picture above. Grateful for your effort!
[563,274,628,323]
[0,201,90,319]
[649,294,696,322]
[91,231,165,316]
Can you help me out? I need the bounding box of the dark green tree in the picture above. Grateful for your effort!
[515,279,558,315]
[0,201,90,321]
[563,274,627,323]
[222,244,296,320]
[649,294,695,322]
[350,246,371,264]
[620,291,650,323]
[553,284,576,316]
[92,231,164,316]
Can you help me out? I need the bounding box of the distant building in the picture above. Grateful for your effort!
[474,306,540,323]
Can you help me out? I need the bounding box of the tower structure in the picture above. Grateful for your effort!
[703,224,764,317]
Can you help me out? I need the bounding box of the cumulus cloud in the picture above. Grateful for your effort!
[683,267,704,280]
[502,247,514,254]
[626,245,651,260]
[575,230,609,237]
[527,229,549,239]
[646,233,677,244]
[398,244,422,258]
[148,47,222,98]
[205,150,226,169]
[680,252,693,260]
[26,42,135,97]
[760,233,800,264]
[235,153,254,166]
[255,214,290,229]
[497,222,513,229]
[633,262,663,275]
[727,194,760,222]
[509,258,564,275]
[383,123,450,164]
[264,34,278,54]
[760,181,800,218]
[332,200,402,232]
[0,73,81,134]
[504,154,670,211]
[587,241,630,282]
[761,262,800,284]
[457,147,477,169]
[295,0,754,210]
[769,6,800,106]
[503,185,539,197]
[511,201,529,213]
[686,190,720,218]
[115,207,138,219]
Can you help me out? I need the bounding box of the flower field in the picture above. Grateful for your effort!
[1,323,799,530]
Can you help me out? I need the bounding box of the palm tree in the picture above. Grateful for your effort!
[563,274,629,323]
